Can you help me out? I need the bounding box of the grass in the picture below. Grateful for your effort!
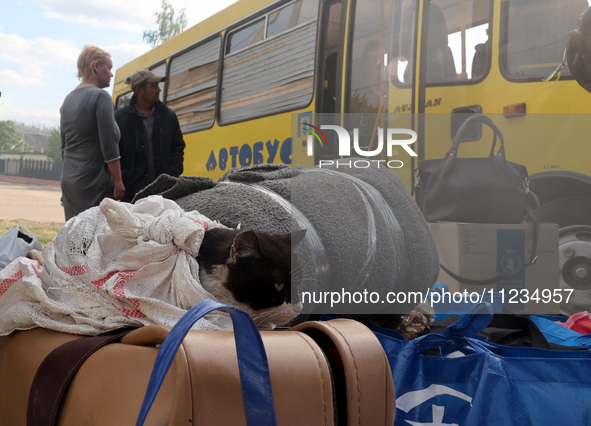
[0,220,63,247]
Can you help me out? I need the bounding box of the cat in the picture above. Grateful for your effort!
[197,227,306,329]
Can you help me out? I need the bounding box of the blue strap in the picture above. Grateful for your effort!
[413,303,495,355]
[136,299,277,426]
[443,303,493,339]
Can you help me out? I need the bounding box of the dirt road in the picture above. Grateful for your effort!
[0,178,64,224]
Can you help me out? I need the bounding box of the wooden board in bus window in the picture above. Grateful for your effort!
[167,37,221,133]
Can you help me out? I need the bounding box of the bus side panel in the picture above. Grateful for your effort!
[183,107,314,180]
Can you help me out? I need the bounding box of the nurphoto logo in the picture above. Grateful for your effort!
[304,123,418,169]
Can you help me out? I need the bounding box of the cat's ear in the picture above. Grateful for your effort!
[230,230,262,262]
[291,229,307,247]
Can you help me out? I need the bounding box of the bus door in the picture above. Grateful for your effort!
[315,0,345,161]
[387,0,419,188]
[347,0,417,188]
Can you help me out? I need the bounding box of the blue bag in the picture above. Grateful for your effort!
[530,314,591,347]
[371,303,591,425]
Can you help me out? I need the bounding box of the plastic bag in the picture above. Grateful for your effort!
[371,303,591,425]
[0,225,43,270]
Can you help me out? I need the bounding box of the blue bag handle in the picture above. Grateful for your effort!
[136,299,277,426]
[413,303,495,354]
[442,302,494,339]
[409,303,591,358]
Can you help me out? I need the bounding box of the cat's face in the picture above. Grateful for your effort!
[198,228,306,329]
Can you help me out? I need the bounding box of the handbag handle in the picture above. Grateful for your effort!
[448,114,505,159]
[136,299,277,426]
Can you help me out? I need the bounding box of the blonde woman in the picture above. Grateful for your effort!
[60,45,125,221]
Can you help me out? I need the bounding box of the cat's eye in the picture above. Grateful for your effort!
[274,283,284,292]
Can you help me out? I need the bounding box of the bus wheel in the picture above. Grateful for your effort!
[534,195,591,227]
[559,225,591,315]
[530,172,591,227]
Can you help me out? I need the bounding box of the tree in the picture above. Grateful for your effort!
[143,0,188,47]
[46,127,62,162]
[0,121,22,152]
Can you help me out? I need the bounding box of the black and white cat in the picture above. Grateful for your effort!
[197,227,306,329]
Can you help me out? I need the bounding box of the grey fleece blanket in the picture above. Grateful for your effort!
[135,161,439,315]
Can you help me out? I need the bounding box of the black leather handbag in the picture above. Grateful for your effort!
[415,114,540,285]
[415,114,533,224]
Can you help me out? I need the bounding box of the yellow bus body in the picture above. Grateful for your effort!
[114,0,591,227]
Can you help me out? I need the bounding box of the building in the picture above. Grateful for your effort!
[22,133,49,153]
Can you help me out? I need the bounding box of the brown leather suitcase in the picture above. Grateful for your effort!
[0,315,394,425]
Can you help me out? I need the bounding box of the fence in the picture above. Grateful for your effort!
[0,157,61,181]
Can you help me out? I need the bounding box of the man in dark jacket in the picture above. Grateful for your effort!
[115,69,185,202]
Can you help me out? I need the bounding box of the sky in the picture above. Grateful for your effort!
[0,0,239,129]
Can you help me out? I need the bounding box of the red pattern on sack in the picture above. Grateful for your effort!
[92,271,117,288]
[193,218,222,232]
[0,270,23,296]
[92,271,145,318]
[118,299,146,319]
[60,265,88,276]
[111,271,145,318]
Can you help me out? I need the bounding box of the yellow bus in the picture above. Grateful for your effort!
[113,0,591,232]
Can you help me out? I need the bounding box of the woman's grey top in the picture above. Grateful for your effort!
[60,86,120,221]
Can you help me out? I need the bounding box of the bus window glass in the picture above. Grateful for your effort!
[296,0,319,25]
[501,0,588,80]
[227,18,266,53]
[167,37,221,133]
[349,0,392,113]
[449,23,489,79]
[116,91,133,110]
[389,0,417,87]
[267,0,318,38]
[426,0,491,83]
[220,0,318,124]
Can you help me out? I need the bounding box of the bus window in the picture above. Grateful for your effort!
[317,0,343,115]
[426,0,491,83]
[220,0,319,124]
[349,0,392,114]
[226,18,265,54]
[115,91,133,110]
[167,36,221,134]
[389,0,417,87]
[267,0,318,38]
[347,0,392,153]
[501,0,588,80]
